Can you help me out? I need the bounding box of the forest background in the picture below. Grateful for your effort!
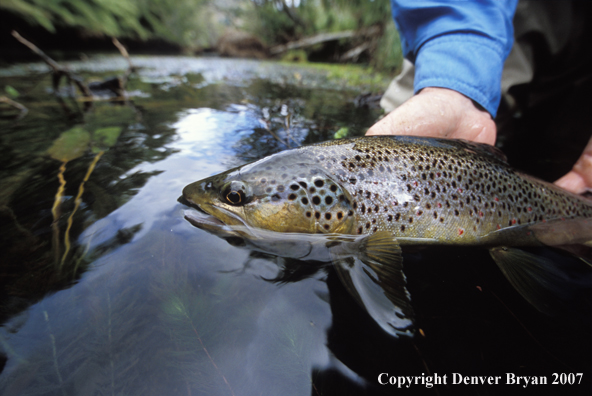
[0,0,403,72]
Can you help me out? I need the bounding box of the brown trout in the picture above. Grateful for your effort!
[182,136,592,337]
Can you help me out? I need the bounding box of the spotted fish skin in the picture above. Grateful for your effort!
[183,136,592,246]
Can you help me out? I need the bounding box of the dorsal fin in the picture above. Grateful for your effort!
[455,139,508,163]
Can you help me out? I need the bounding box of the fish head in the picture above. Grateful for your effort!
[183,155,356,234]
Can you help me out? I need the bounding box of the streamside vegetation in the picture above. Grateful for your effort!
[1,0,402,71]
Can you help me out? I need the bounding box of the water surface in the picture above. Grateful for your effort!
[0,55,590,396]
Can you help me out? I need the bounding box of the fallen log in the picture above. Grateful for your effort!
[270,25,380,55]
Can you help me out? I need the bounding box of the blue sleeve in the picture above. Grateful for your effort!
[391,0,518,116]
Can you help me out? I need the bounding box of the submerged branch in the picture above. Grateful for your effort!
[0,95,28,119]
[51,162,67,266]
[61,151,104,268]
[12,30,93,99]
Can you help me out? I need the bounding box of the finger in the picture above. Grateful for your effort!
[554,136,592,194]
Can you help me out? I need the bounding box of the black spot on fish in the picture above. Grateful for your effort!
[306,211,311,217]
[266,187,272,193]
[315,180,324,188]
[324,224,330,230]
[387,214,393,221]
[260,178,267,184]
[348,210,354,216]
[365,222,371,229]
[337,212,343,220]
[277,185,285,192]
[315,212,321,219]
[330,184,338,192]
[301,197,309,205]
[290,184,299,191]
[400,225,406,232]
[312,196,321,205]
[357,227,363,234]
[298,181,307,188]
[271,194,280,202]
[325,196,333,205]
[288,194,297,200]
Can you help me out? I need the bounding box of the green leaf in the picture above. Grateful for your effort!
[92,126,122,150]
[4,86,19,98]
[47,126,91,162]
[333,127,349,139]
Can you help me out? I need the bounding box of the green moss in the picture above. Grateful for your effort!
[304,62,393,92]
[281,50,308,63]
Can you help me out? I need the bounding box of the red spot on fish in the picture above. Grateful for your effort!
[476,286,482,292]
[437,203,442,208]
[458,188,463,193]
[526,231,532,236]
[458,228,464,235]
[561,217,566,221]
[542,219,546,222]
[436,172,441,177]
[413,181,418,187]
[479,211,484,217]
[527,207,532,212]
[494,197,499,202]
[496,224,501,230]
[511,218,517,225]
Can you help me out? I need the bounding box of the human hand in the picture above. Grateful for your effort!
[366,87,497,145]
[554,136,592,195]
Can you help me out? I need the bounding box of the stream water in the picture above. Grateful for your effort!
[0,55,590,396]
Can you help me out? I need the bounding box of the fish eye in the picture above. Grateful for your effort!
[226,190,244,205]
[221,181,250,206]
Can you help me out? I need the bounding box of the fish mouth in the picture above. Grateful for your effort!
[178,195,225,228]
[179,195,249,234]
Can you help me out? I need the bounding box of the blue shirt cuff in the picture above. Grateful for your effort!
[413,33,506,117]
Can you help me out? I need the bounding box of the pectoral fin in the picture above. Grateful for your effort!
[489,246,592,316]
[331,231,414,337]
